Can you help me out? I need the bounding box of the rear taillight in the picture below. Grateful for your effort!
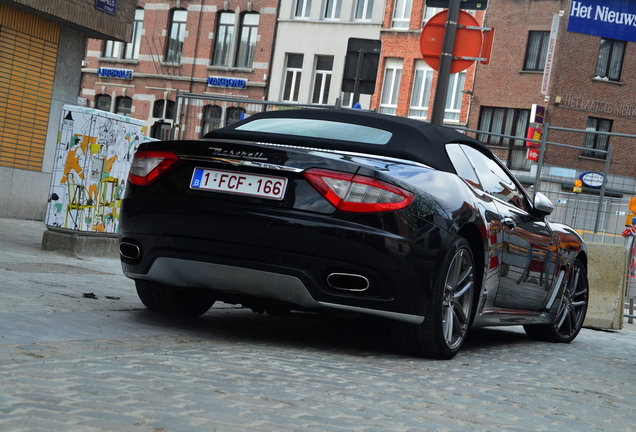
[304,168,414,213]
[128,150,180,186]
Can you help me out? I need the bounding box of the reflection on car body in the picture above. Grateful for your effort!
[119,109,589,360]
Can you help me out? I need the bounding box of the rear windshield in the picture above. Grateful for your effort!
[235,117,393,144]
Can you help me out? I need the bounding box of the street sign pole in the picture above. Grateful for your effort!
[352,49,366,106]
[430,0,462,125]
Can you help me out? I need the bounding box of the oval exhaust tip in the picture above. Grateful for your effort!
[327,273,370,292]
[120,241,141,260]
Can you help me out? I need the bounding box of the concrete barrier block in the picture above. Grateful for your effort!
[41,228,119,258]
[584,243,627,330]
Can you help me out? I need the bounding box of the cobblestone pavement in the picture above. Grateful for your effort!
[1,218,635,431]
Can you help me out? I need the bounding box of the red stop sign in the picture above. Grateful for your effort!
[420,10,483,74]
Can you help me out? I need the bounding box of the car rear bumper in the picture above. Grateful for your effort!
[126,257,424,324]
[118,198,448,324]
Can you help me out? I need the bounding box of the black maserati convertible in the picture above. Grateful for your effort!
[119,108,588,359]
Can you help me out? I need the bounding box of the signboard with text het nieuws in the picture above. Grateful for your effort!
[95,0,117,15]
[568,0,636,43]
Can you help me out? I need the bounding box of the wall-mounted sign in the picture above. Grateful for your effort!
[525,126,542,148]
[97,67,133,80]
[549,167,577,178]
[580,171,604,188]
[540,14,560,96]
[207,77,247,88]
[530,104,545,125]
[95,0,117,15]
[568,0,636,43]
[526,147,540,162]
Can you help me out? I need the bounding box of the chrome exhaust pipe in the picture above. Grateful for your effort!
[327,273,370,292]
[120,241,141,260]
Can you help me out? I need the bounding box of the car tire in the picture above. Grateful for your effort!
[524,259,588,343]
[391,236,475,360]
[135,279,216,317]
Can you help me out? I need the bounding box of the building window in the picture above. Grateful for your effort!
[165,9,187,64]
[103,40,123,59]
[95,95,112,111]
[153,99,175,120]
[444,72,466,122]
[236,14,259,68]
[340,92,353,107]
[478,107,531,170]
[202,105,222,136]
[423,6,442,22]
[595,38,625,81]
[282,54,303,102]
[409,62,433,119]
[124,8,144,59]
[103,9,145,61]
[354,0,374,20]
[312,56,333,104]
[226,106,246,126]
[295,0,312,18]
[582,117,611,160]
[324,0,341,19]
[523,31,549,71]
[115,96,132,116]
[379,59,402,115]
[392,0,412,28]
[151,122,173,140]
[212,12,260,69]
[213,12,235,66]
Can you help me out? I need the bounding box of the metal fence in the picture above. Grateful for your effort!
[174,92,340,141]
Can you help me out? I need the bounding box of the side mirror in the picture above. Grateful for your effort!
[533,192,554,216]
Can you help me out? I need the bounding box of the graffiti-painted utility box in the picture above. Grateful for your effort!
[45,105,149,234]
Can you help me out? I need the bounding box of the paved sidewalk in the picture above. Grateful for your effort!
[1,217,636,432]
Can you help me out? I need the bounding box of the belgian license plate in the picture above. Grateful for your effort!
[190,168,288,200]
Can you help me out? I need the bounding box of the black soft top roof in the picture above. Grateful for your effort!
[204,109,492,173]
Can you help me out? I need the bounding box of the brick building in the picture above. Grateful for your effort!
[81,0,278,141]
[0,0,136,219]
[370,3,484,125]
[468,0,636,196]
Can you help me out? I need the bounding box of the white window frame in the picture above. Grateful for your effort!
[444,72,466,122]
[212,12,236,66]
[312,56,333,105]
[354,0,374,20]
[324,0,341,19]
[392,0,412,28]
[165,9,187,64]
[124,8,144,59]
[295,0,312,18]
[423,6,443,22]
[409,61,434,120]
[236,13,259,68]
[282,54,304,102]
[379,58,403,115]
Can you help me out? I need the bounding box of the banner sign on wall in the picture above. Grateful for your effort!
[541,14,560,96]
[568,0,636,43]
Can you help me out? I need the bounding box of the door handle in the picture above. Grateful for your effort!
[501,217,516,230]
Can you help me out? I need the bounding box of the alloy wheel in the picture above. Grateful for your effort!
[442,248,474,350]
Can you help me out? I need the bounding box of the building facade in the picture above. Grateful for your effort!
[369,3,484,124]
[468,0,636,197]
[81,0,278,141]
[267,0,384,109]
[0,0,137,219]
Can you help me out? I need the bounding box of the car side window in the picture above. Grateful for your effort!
[446,143,482,190]
[459,145,526,210]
